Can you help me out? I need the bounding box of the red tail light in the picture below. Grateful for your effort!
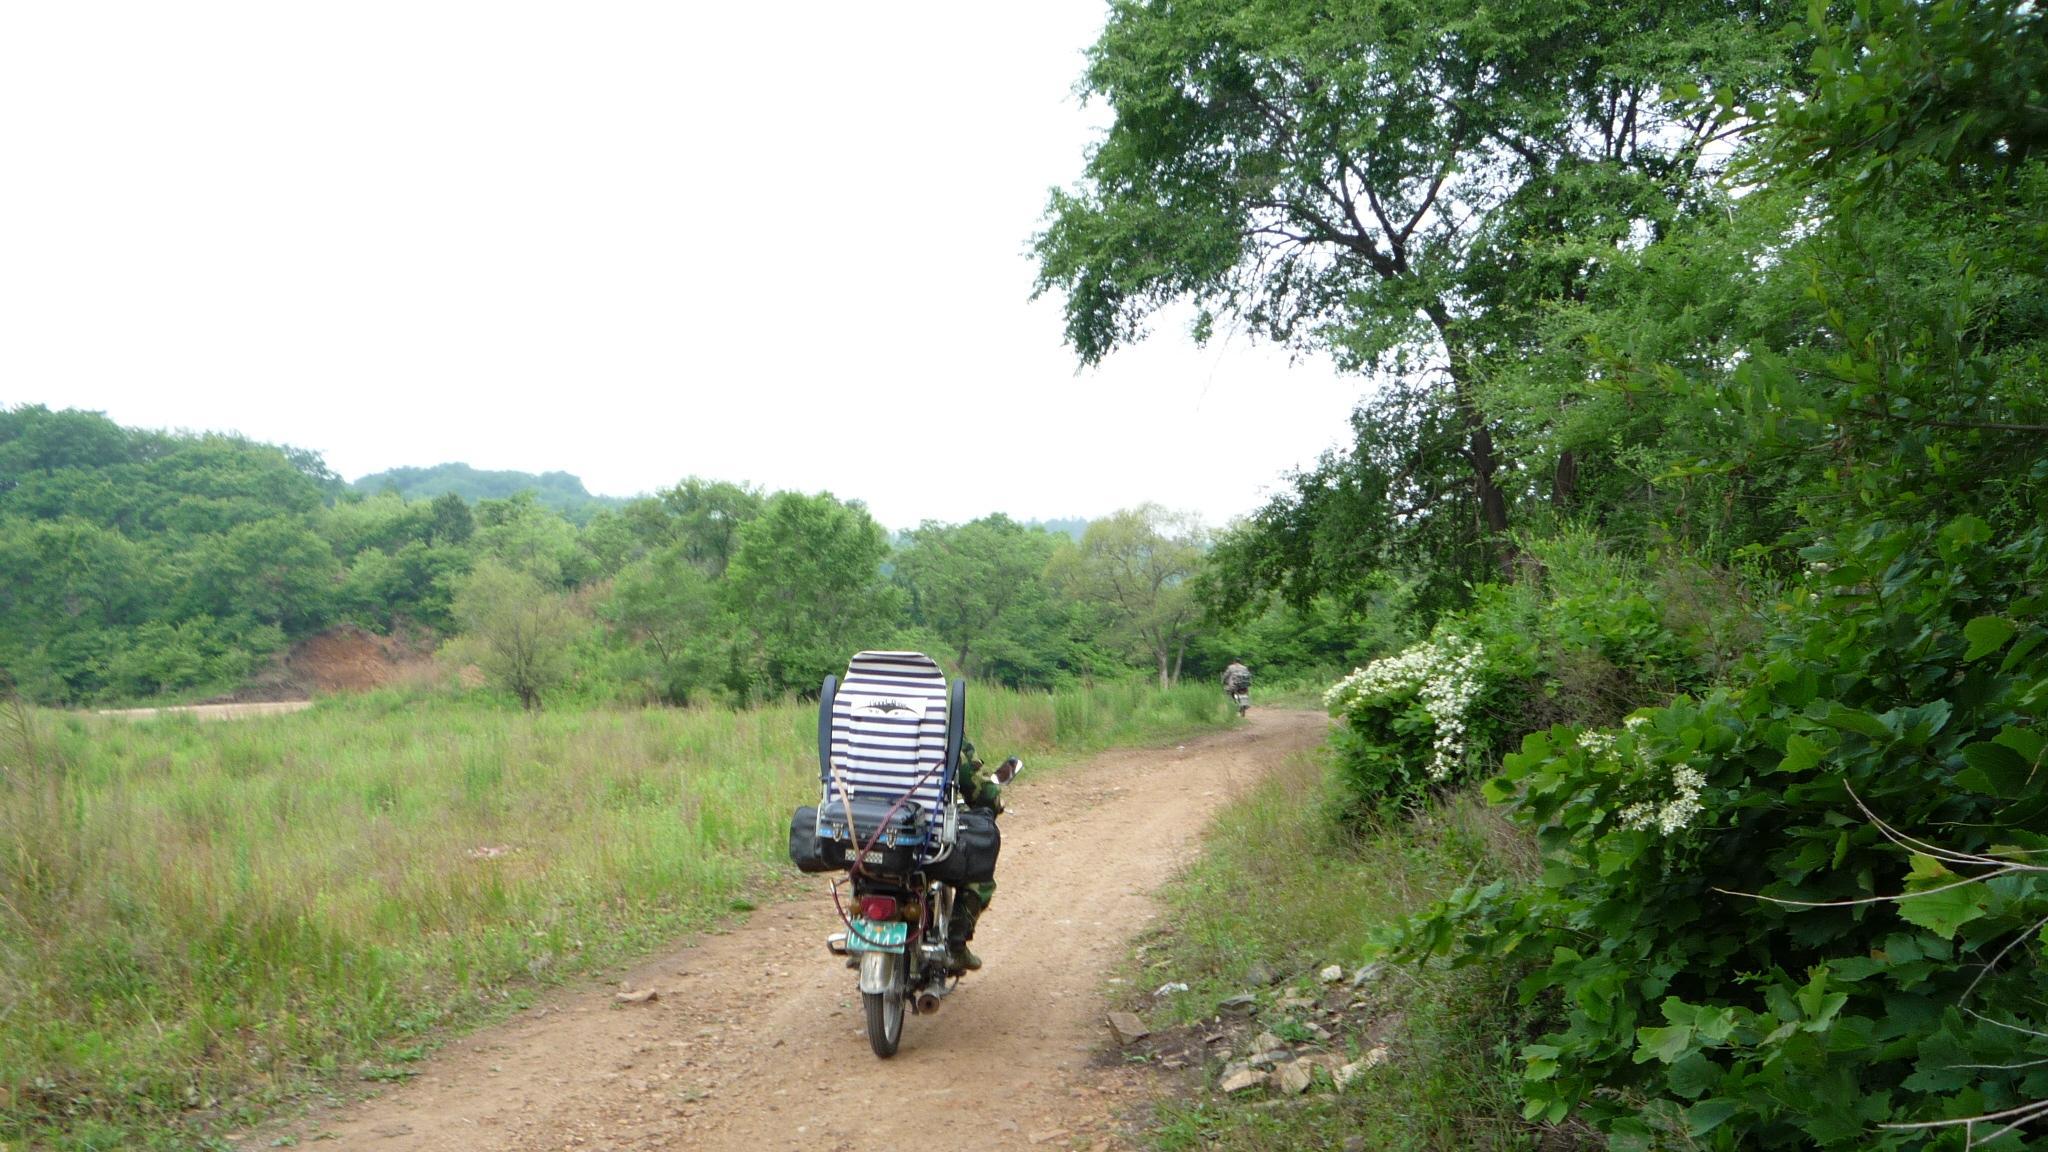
[859,895,898,921]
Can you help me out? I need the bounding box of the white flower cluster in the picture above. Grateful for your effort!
[1586,714,1711,836]
[1324,636,1487,781]
[1576,731,1616,756]
[1617,764,1706,835]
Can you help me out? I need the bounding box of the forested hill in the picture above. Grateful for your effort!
[353,463,627,524]
[3,404,1324,708]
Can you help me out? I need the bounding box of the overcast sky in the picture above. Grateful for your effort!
[1,2,1365,531]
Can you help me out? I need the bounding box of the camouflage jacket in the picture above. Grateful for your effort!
[956,742,1003,812]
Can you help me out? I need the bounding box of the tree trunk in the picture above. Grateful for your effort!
[1553,449,1579,508]
[1156,651,1171,691]
[1171,637,1186,685]
[1427,307,1512,545]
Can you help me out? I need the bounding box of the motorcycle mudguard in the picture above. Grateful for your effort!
[859,951,901,995]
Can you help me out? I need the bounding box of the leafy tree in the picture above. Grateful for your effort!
[1036,0,1796,570]
[449,559,577,710]
[1382,2,2048,1146]
[318,491,432,557]
[603,548,728,705]
[472,492,590,587]
[723,491,899,698]
[180,517,338,636]
[621,478,764,578]
[893,515,1065,682]
[1048,505,1206,688]
[428,491,473,545]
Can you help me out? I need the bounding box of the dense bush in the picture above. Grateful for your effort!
[1406,512,2047,1148]
[1324,534,1728,818]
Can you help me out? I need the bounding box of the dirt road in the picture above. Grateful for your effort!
[286,709,1327,1152]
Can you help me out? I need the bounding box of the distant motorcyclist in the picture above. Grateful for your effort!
[1222,660,1252,715]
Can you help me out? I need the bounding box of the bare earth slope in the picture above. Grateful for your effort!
[288,709,1327,1152]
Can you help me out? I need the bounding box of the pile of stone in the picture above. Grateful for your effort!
[1215,1030,1389,1096]
[1208,962,1394,1097]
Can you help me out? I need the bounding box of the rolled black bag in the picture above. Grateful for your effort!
[787,805,846,873]
[926,808,1000,886]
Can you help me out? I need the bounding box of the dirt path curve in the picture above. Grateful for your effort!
[290,709,1327,1152]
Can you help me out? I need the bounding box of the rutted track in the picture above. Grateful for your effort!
[284,710,1327,1151]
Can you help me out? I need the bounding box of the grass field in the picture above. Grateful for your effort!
[1125,743,1543,1150]
[0,679,1231,1151]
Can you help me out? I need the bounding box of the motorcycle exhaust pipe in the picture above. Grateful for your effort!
[915,992,942,1015]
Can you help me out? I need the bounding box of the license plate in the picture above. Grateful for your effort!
[844,917,909,954]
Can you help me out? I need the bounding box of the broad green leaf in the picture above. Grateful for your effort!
[1668,1052,1721,1099]
[1906,853,1951,882]
[2003,628,2046,673]
[1994,726,2045,763]
[1635,1023,1695,1064]
[1816,703,1891,742]
[1779,732,1826,774]
[1957,741,2032,797]
[1897,876,1990,938]
[1685,1098,1741,1137]
[1939,514,1992,557]
[1963,615,2016,660]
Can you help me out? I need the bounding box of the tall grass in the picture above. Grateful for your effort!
[0,679,1225,1151]
[1131,747,1541,1150]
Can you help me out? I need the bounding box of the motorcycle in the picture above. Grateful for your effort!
[786,651,1019,1057]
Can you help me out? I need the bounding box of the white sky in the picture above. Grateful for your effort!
[0,2,1365,531]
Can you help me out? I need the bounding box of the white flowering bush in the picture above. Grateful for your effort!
[1325,632,1510,814]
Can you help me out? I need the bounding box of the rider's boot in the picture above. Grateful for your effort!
[946,897,983,973]
[946,939,982,973]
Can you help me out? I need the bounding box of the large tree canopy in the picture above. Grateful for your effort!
[1036,0,1794,559]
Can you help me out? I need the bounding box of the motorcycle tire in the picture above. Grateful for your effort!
[864,968,906,1057]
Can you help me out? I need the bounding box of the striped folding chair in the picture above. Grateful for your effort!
[815,651,964,866]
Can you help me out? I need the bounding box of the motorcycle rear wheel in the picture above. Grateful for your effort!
[864,976,905,1057]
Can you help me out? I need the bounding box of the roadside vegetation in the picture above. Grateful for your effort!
[1044,0,2048,1147]
[0,679,1230,1150]
[1131,747,1538,1150]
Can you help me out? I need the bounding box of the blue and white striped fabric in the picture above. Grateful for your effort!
[828,650,953,822]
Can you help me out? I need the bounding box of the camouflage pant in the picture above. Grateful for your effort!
[952,880,994,942]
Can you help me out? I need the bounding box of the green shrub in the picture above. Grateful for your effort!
[1323,533,1725,819]
[1404,514,2048,1148]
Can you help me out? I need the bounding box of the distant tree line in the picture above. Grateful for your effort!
[353,463,627,525]
[0,406,1364,707]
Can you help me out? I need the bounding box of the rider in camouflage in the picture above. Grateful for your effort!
[1223,660,1251,694]
[947,742,1006,973]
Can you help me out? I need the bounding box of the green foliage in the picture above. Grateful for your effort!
[447,560,578,710]
[1325,534,1724,819]
[1366,1,2048,1145]
[1,404,1239,707]
[0,409,343,702]
[894,515,1076,687]
[1038,0,1802,562]
[352,463,626,524]
[1048,505,1207,688]
[601,548,728,706]
[1408,513,2047,1148]
[723,491,902,699]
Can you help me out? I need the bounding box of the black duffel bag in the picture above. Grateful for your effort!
[925,808,1000,886]
[787,805,846,874]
